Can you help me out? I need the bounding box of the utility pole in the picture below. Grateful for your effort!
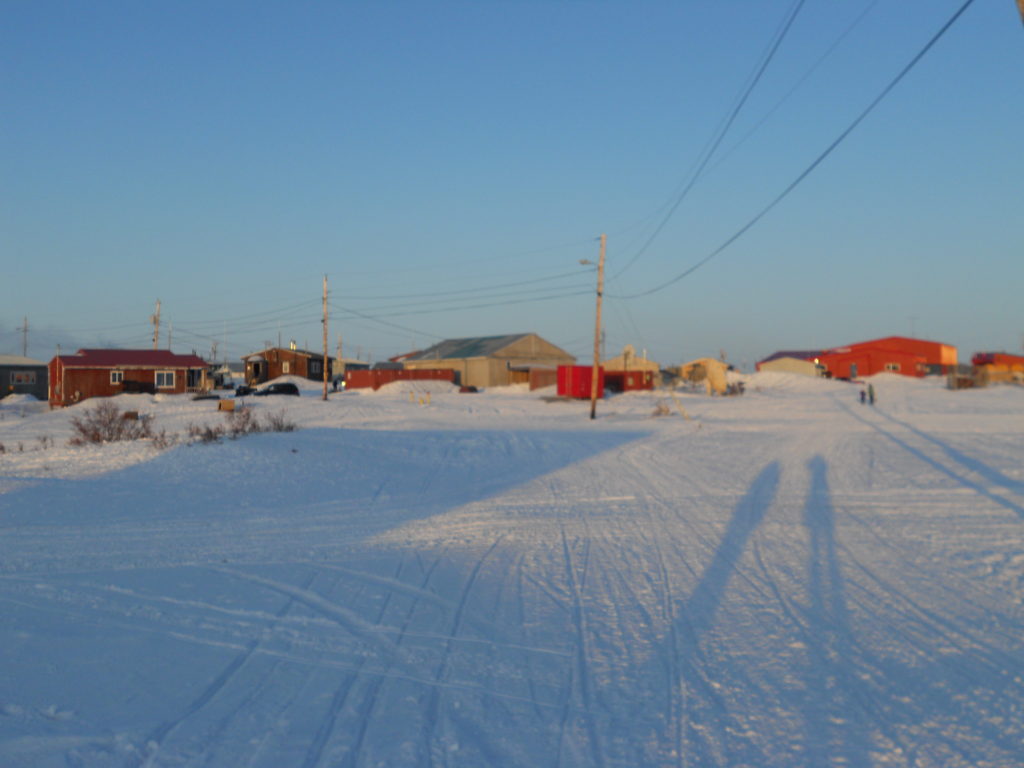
[589,234,606,420]
[151,300,161,350]
[1017,0,1024,25]
[167,322,173,350]
[17,316,28,357]
[322,274,329,401]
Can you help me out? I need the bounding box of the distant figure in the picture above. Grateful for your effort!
[859,388,866,405]
[868,383,876,406]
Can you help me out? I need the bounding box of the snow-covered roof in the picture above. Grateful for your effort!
[0,354,47,366]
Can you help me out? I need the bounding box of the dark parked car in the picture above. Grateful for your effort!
[234,385,256,397]
[253,382,300,397]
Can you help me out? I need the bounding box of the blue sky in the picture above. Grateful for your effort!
[3,0,1022,370]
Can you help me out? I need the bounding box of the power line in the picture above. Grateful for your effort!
[613,0,979,300]
[611,0,808,281]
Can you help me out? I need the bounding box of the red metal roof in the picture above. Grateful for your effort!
[56,349,208,368]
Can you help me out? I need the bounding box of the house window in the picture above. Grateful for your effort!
[884,363,901,372]
[110,370,124,385]
[155,371,175,388]
[10,371,36,385]
[310,361,321,374]
[282,362,290,374]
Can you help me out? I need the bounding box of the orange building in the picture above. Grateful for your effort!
[815,336,957,379]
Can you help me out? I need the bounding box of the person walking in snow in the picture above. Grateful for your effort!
[868,383,875,406]
[860,388,866,404]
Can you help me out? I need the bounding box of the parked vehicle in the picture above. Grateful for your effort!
[234,385,256,397]
[253,382,300,397]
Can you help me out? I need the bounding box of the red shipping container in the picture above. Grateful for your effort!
[557,365,604,399]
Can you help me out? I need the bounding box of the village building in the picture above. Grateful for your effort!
[0,354,49,401]
[756,350,826,377]
[679,358,730,395]
[401,333,575,389]
[757,337,957,379]
[48,349,209,407]
[972,352,1024,385]
[602,344,661,391]
[242,345,333,386]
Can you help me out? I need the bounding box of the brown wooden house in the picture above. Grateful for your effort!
[48,349,209,407]
[242,346,332,386]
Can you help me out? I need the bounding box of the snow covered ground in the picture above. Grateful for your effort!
[1,373,1023,767]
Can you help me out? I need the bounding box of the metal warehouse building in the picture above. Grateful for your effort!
[402,333,575,389]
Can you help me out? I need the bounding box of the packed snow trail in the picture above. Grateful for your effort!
[1,375,1023,766]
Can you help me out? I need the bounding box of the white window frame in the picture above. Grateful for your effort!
[884,363,901,372]
[310,360,321,375]
[11,371,36,385]
[110,370,124,385]
[155,370,175,389]
[282,361,290,374]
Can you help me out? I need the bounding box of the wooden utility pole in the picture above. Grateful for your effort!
[589,234,606,420]
[151,300,161,350]
[17,316,28,357]
[1017,0,1024,25]
[322,274,329,401]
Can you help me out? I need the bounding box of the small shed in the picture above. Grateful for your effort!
[0,354,48,401]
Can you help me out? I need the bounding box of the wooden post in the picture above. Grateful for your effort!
[322,274,329,401]
[590,234,606,420]
[151,299,161,350]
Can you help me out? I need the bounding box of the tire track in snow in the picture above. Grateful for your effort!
[836,397,1024,518]
[298,555,411,768]
[338,549,449,768]
[136,570,317,768]
[555,528,605,768]
[423,536,504,768]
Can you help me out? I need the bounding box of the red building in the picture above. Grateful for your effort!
[49,349,209,407]
[242,346,332,386]
[815,336,957,379]
[604,370,655,392]
[345,368,455,391]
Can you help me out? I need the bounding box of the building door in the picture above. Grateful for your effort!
[850,363,858,379]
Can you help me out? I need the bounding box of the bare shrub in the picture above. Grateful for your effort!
[188,422,224,444]
[262,411,297,432]
[68,401,154,446]
[651,401,672,418]
[226,408,261,439]
[151,428,179,450]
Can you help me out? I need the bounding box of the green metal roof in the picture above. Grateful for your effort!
[404,334,531,361]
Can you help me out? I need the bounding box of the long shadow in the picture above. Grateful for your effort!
[802,455,870,768]
[674,461,780,765]
[874,409,1024,496]
[837,398,1024,519]
[0,427,649,554]
[685,462,780,638]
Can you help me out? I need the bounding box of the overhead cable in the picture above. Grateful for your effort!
[611,0,808,281]
[613,0,979,300]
